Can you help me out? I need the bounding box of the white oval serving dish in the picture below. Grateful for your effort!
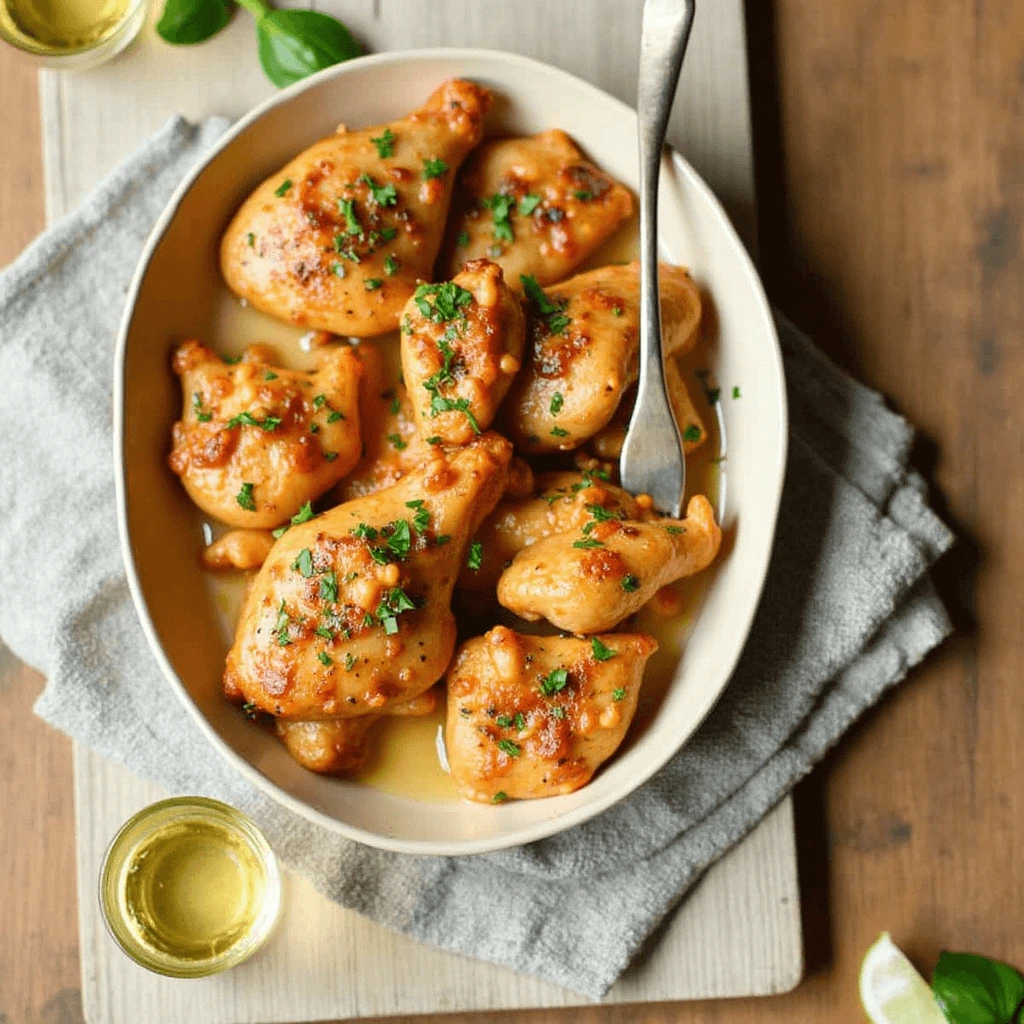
[115,48,787,855]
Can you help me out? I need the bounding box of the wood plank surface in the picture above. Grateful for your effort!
[35,0,802,1019]
[3,0,1024,1020]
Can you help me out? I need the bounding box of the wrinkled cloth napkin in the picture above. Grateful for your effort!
[0,117,954,998]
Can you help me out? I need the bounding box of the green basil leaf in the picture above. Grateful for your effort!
[156,0,233,44]
[933,952,1024,1024]
[255,9,360,88]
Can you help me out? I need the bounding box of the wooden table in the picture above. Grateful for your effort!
[3,0,1023,1020]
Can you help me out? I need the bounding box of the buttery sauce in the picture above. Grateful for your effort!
[200,209,722,803]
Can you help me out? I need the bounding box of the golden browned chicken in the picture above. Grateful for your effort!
[442,130,633,286]
[401,259,526,446]
[496,494,722,633]
[445,626,657,802]
[590,356,707,460]
[169,340,362,529]
[223,433,511,720]
[501,261,702,453]
[458,469,652,594]
[202,529,276,570]
[275,688,439,774]
[336,343,431,501]
[221,79,492,336]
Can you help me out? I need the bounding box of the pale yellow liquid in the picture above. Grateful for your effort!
[0,0,129,51]
[204,209,723,803]
[119,818,269,960]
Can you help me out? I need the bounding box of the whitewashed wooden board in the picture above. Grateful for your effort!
[40,1,804,1020]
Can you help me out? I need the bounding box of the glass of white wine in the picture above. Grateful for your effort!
[0,0,147,69]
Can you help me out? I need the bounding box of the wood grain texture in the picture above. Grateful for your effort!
[35,0,802,1018]
[6,0,1023,1019]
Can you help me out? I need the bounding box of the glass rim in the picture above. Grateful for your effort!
[98,795,282,979]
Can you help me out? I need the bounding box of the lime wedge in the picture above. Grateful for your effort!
[859,933,949,1024]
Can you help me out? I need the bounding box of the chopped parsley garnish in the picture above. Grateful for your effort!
[380,226,398,242]
[540,668,569,696]
[338,197,362,236]
[570,469,610,492]
[345,652,357,671]
[241,701,259,720]
[620,574,640,592]
[327,410,344,423]
[456,230,470,248]
[733,385,742,399]
[492,791,508,803]
[495,714,513,728]
[497,739,520,757]
[550,426,569,438]
[274,179,292,197]
[551,706,567,720]
[612,305,624,316]
[319,571,338,603]
[573,538,604,549]
[370,128,395,159]
[422,157,448,179]
[591,637,617,661]
[425,435,442,445]
[274,600,291,645]
[386,519,412,559]
[549,392,564,415]
[664,525,685,535]
[586,503,625,523]
[612,688,627,702]
[387,432,407,451]
[482,193,516,242]
[375,585,417,634]
[226,410,281,431]
[435,534,452,546]
[414,281,473,323]
[519,192,541,216]
[430,394,481,432]
[192,392,212,422]
[683,424,702,442]
[573,189,593,201]
[383,254,400,276]
[315,625,335,641]
[272,501,316,538]
[312,393,327,409]
[466,540,483,571]
[521,274,571,336]
[291,548,314,578]
[309,422,319,433]
[246,232,255,248]
[360,173,397,207]
[365,278,383,290]
[236,482,256,511]
[317,651,333,667]
[406,500,431,533]
[264,371,278,381]
[514,712,526,731]
[330,261,345,277]
[352,523,378,540]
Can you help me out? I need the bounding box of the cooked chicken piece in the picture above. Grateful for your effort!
[590,357,707,459]
[202,529,276,570]
[496,495,721,633]
[224,433,511,719]
[221,79,492,336]
[337,344,431,501]
[502,262,702,453]
[445,626,657,802]
[441,130,632,286]
[458,469,651,594]
[400,260,525,446]
[274,688,438,774]
[169,340,362,528]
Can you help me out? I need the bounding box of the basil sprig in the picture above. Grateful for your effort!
[156,0,360,88]
[933,952,1024,1024]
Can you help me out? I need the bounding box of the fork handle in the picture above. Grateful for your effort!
[621,0,696,517]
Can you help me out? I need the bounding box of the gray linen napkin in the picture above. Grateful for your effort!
[0,116,954,998]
